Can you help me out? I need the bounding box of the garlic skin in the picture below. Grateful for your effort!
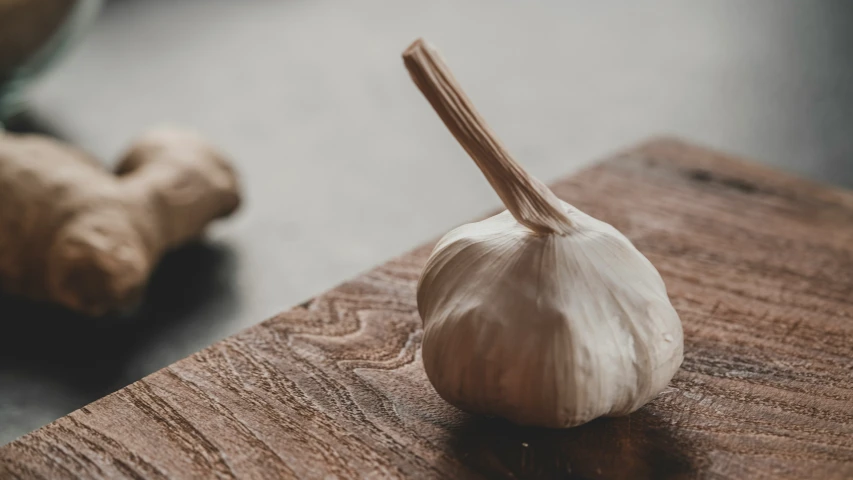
[417,203,684,428]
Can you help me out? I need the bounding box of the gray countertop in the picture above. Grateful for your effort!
[2,0,852,445]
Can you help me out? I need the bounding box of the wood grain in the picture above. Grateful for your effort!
[2,138,852,479]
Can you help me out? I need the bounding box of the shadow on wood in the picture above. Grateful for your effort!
[446,409,700,480]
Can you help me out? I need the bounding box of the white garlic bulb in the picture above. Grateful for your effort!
[404,39,683,428]
[417,206,684,428]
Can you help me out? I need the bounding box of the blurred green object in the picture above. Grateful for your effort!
[0,0,102,123]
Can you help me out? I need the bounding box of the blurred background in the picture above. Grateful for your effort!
[1,0,852,445]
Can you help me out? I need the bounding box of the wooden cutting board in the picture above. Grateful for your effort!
[2,138,852,479]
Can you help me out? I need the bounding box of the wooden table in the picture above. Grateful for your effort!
[2,139,852,479]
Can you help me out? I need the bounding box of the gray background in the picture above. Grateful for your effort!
[2,0,852,445]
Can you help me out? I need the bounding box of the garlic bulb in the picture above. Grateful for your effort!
[403,39,683,428]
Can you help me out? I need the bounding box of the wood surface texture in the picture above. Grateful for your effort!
[2,138,852,479]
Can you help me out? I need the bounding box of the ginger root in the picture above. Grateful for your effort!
[0,128,241,315]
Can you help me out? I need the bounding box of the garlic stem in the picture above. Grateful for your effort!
[403,38,572,235]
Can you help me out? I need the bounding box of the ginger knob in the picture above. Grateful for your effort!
[0,128,241,315]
